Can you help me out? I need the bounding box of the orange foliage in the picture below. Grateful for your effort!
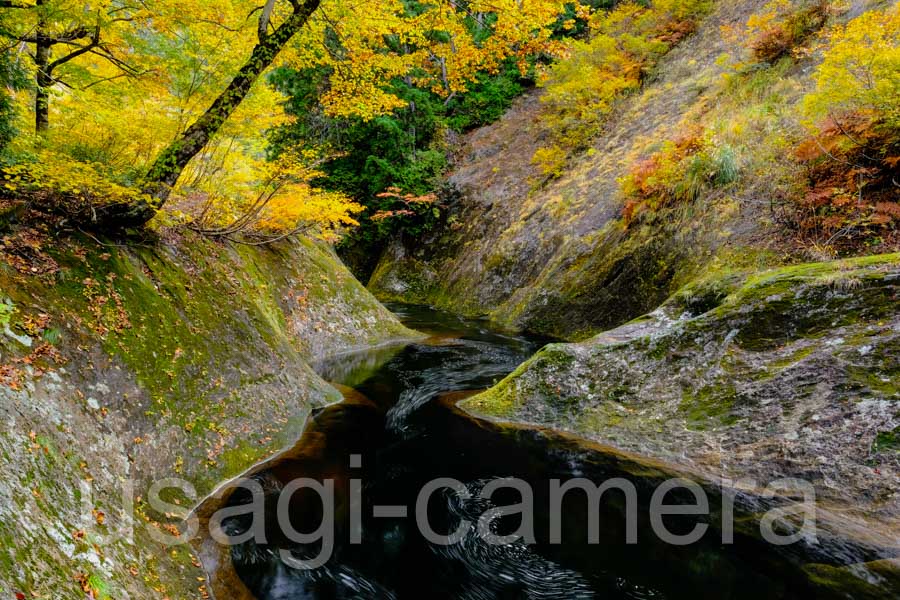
[654,20,699,45]
[371,187,440,222]
[787,112,900,250]
[620,131,707,226]
[735,0,830,63]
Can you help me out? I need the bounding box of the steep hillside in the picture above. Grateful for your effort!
[369,0,898,340]
[0,227,416,598]
[365,3,900,593]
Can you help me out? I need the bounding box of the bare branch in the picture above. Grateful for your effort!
[16,26,92,45]
[46,26,100,73]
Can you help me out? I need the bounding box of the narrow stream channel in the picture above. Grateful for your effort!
[213,305,828,600]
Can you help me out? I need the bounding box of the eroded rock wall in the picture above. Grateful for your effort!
[367,0,881,340]
[0,230,415,598]
[463,254,900,562]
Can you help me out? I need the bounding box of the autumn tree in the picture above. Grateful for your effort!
[801,5,900,132]
[1,0,571,232]
[134,0,323,226]
[133,0,569,226]
[0,0,148,133]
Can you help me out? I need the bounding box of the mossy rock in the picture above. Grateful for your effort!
[0,228,416,598]
[463,253,900,587]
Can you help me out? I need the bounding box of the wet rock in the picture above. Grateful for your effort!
[0,230,418,598]
[463,254,900,596]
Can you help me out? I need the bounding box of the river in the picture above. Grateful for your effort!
[210,305,822,599]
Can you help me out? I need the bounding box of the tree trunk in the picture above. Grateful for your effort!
[34,0,50,133]
[34,41,51,133]
[104,0,321,229]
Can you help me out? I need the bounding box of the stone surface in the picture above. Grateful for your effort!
[463,254,900,592]
[0,230,417,598]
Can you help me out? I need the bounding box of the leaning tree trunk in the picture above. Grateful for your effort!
[96,0,321,229]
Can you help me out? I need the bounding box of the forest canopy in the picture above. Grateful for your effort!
[0,0,570,238]
[0,0,897,251]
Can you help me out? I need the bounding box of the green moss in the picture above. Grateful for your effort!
[803,561,900,600]
[534,345,576,369]
[369,253,439,305]
[679,383,740,430]
[847,365,900,398]
[736,253,899,291]
[702,253,900,351]
[872,427,900,453]
[767,345,815,370]
[460,384,518,419]
[578,404,626,431]
[86,573,112,600]
[0,228,415,596]
[672,270,746,316]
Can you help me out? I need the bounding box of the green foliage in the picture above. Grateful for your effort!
[874,427,900,453]
[269,58,534,273]
[445,63,529,131]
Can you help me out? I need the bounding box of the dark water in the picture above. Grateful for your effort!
[219,305,825,600]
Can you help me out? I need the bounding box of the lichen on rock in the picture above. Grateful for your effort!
[462,254,900,595]
[0,228,418,598]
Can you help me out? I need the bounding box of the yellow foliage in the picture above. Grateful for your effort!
[292,0,568,118]
[176,148,363,241]
[531,145,568,178]
[258,190,364,242]
[801,5,900,131]
[1,0,570,237]
[2,149,150,208]
[532,0,712,177]
[723,0,830,65]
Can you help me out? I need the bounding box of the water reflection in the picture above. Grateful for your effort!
[215,305,831,600]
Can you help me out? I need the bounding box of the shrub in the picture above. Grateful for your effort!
[619,132,740,226]
[782,6,900,252]
[745,0,829,63]
[787,113,900,251]
[532,0,713,177]
[532,145,569,178]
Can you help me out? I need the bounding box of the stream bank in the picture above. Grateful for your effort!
[0,228,418,598]
[463,254,900,597]
[201,304,897,599]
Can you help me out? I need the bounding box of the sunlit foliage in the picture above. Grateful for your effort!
[0,0,570,237]
[532,0,712,177]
